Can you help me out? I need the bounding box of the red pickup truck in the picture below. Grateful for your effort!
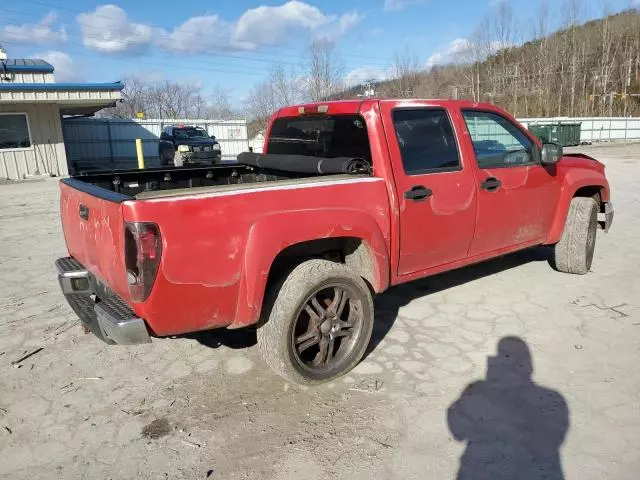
[56,99,613,384]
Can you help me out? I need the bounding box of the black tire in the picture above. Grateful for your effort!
[258,259,374,385]
[554,197,598,274]
[160,152,171,167]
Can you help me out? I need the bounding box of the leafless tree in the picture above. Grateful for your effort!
[245,64,302,131]
[106,75,149,118]
[207,85,235,119]
[102,77,238,120]
[304,40,344,102]
[421,5,640,117]
[383,47,422,98]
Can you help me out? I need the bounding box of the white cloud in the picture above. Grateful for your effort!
[157,15,235,53]
[338,12,363,35]
[75,2,362,55]
[313,11,364,45]
[35,51,84,82]
[1,12,67,45]
[77,5,153,54]
[426,38,473,68]
[371,28,384,37]
[345,66,389,86]
[233,1,331,48]
[383,0,427,11]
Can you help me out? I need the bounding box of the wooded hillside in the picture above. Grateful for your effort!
[359,7,640,118]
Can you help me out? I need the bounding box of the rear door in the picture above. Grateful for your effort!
[59,179,130,300]
[380,103,477,276]
[460,110,559,256]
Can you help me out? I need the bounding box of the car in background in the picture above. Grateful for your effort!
[159,125,221,166]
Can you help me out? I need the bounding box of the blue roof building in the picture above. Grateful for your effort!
[1,53,123,179]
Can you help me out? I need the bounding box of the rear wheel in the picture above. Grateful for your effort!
[258,259,374,385]
[553,197,598,274]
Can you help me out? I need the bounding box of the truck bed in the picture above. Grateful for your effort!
[59,166,389,337]
[66,164,305,200]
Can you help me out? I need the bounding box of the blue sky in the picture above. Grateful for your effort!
[1,0,637,106]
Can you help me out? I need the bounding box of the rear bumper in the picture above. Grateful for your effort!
[56,257,151,345]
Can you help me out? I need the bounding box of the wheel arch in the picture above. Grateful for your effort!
[230,210,390,328]
[545,176,610,244]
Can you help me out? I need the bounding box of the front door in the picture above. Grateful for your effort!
[460,110,560,256]
[380,104,477,276]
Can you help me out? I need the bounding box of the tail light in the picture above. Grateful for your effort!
[124,222,161,302]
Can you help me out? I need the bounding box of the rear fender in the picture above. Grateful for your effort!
[546,171,610,244]
[231,209,390,328]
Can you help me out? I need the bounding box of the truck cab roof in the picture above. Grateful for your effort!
[275,99,502,118]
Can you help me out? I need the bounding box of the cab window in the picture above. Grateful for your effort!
[391,108,460,175]
[267,115,371,163]
[462,110,535,168]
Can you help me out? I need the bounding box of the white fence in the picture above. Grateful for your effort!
[62,118,248,172]
[519,117,640,143]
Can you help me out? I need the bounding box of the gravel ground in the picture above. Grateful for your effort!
[0,143,639,479]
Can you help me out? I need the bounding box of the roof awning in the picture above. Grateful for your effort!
[1,59,54,74]
[0,82,123,114]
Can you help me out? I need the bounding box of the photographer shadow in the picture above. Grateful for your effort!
[447,337,569,480]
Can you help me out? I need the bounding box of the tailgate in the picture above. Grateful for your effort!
[59,179,130,301]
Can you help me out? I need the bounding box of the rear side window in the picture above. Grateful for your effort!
[392,109,460,175]
[266,115,371,163]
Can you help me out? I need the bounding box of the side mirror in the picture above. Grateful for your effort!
[210,135,216,140]
[541,142,562,165]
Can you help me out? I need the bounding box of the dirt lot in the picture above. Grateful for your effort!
[1,143,639,479]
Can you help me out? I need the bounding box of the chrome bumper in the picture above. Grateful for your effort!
[55,257,151,345]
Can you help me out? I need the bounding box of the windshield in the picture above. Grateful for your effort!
[266,114,371,162]
[173,127,209,139]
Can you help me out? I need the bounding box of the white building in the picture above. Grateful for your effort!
[249,130,265,153]
[0,55,123,179]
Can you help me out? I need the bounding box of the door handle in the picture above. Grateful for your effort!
[404,185,433,201]
[480,177,501,192]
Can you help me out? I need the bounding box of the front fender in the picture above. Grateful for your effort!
[231,209,390,328]
[545,170,610,244]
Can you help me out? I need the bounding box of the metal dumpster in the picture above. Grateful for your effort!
[528,122,582,147]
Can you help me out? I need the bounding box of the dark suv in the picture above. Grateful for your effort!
[159,125,222,166]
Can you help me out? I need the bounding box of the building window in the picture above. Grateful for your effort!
[0,114,32,150]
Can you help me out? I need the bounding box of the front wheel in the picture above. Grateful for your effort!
[553,197,598,274]
[258,259,374,385]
